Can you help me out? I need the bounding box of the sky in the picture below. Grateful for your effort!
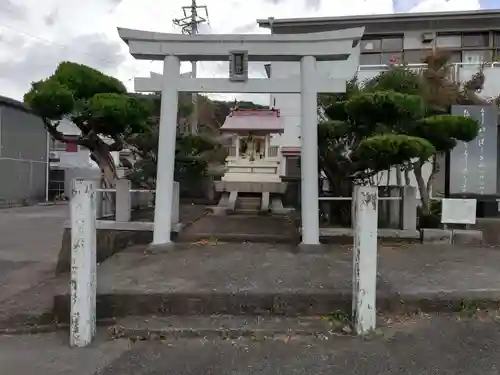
[0,0,499,105]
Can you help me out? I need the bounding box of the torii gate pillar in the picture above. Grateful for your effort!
[300,55,320,244]
[154,55,180,244]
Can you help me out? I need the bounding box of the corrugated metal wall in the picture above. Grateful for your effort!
[0,105,48,206]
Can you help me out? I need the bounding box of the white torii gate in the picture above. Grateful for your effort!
[117,27,364,245]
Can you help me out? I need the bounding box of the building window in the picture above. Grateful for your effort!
[360,53,381,65]
[449,51,462,63]
[361,36,403,52]
[436,34,461,48]
[403,50,428,64]
[381,52,402,65]
[381,37,403,51]
[494,32,500,47]
[361,39,381,51]
[462,32,489,48]
[360,35,403,66]
[494,49,500,61]
[462,50,492,64]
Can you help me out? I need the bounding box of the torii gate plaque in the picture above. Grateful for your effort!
[118,26,364,245]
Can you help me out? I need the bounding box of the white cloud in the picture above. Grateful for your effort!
[0,0,488,104]
[409,0,481,12]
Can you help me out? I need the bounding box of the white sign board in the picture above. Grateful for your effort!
[441,198,477,224]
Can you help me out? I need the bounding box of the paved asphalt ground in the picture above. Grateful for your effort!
[0,204,67,302]
[1,314,500,374]
[2,204,500,373]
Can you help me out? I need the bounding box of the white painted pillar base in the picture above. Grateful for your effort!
[264,135,269,158]
[235,136,240,160]
[153,55,180,245]
[70,179,97,348]
[115,179,131,222]
[300,55,320,245]
[171,181,180,225]
[352,185,378,335]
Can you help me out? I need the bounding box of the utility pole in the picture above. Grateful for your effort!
[173,0,209,134]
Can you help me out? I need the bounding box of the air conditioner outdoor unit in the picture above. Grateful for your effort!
[421,32,435,44]
[49,151,60,162]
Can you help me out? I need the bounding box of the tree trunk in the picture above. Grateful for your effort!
[90,144,118,213]
[426,155,439,201]
[413,161,430,215]
[396,166,402,186]
[91,148,117,188]
[404,169,411,186]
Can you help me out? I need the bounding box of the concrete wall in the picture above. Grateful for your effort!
[0,105,48,205]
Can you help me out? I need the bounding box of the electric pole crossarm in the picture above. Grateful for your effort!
[172,0,209,134]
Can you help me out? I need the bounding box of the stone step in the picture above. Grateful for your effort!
[237,197,261,203]
[234,208,260,214]
[236,197,261,210]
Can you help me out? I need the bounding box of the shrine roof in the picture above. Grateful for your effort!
[220,108,284,134]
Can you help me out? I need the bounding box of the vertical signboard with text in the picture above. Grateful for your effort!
[450,105,498,196]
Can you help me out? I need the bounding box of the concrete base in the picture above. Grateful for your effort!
[317,227,420,244]
[421,228,453,245]
[421,228,483,246]
[453,229,483,246]
[209,206,231,216]
[57,220,183,275]
[215,191,237,214]
[56,227,156,275]
[471,218,500,245]
[214,181,287,194]
[270,196,295,215]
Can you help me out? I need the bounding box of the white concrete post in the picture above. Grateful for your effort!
[264,135,269,158]
[300,55,320,245]
[388,187,401,228]
[171,181,180,225]
[153,55,180,245]
[115,179,131,222]
[402,186,417,231]
[70,179,96,348]
[352,185,378,335]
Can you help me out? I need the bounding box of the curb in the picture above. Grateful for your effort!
[0,319,117,336]
[0,323,68,335]
[178,232,298,244]
[52,291,500,323]
[110,327,344,341]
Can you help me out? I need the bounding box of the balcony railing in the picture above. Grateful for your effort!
[225,146,237,157]
[224,145,280,158]
[268,146,279,157]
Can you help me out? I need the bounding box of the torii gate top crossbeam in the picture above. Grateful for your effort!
[117,27,365,62]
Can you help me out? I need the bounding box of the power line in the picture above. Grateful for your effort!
[173,1,209,135]
[0,22,130,68]
[172,0,209,35]
[0,22,141,87]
